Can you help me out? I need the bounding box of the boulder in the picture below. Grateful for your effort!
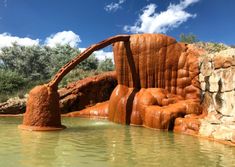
[59,71,117,113]
[0,96,27,114]
[174,115,201,135]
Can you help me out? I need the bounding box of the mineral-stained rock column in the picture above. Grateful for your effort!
[18,85,65,131]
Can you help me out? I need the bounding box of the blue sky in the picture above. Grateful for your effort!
[0,0,235,54]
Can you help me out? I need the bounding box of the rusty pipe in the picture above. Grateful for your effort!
[48,35,130,89]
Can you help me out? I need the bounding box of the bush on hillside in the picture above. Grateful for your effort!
[98,58,114,71]
[179,33,199,44]
[0,70,26,94]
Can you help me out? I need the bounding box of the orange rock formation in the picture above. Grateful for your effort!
[108,34,202,130]
[59,71,117,113]
[20,33,203,132]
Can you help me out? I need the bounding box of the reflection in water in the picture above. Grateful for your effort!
[19,130,60,167]
[0,117,235,167]
[198,139,235,167]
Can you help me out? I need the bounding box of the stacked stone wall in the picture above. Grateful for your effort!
[199,49,235,142]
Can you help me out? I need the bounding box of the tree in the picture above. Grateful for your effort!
[47,45,98,74]
[0,43,100,101]
[77,54,99,71]
[46,44,80,75]
[179,33,199,44]
[98,58,114,71]
[0,69,25,94]
[0,44,50,80]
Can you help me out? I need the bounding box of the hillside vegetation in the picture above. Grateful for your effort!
[0,44,114,102]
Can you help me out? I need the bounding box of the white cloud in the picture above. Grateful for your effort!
[45,31,81,48]
[104,0,126,12]
[124,0,199,33]
[80,47,113,62]
[0,30,81,49]
[94,50,113,62]
[0,33,39,48]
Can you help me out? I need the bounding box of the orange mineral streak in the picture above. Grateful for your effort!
[108,34,202,130]
[66,101,109,118]
[19,35,130,131]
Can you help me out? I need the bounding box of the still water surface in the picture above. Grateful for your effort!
[0,117,235,167]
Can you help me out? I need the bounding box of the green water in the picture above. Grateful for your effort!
[0,117,235,167]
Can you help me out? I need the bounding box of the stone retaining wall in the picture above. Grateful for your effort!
[199,49,235,142]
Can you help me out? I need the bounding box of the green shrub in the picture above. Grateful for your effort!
[179,33,199,44]
[59,69,100,87]
[0,70,26,94]
[77,55,99,71]
[0,44,51,80]
[194,42,229,53]
[98,58,114,71]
